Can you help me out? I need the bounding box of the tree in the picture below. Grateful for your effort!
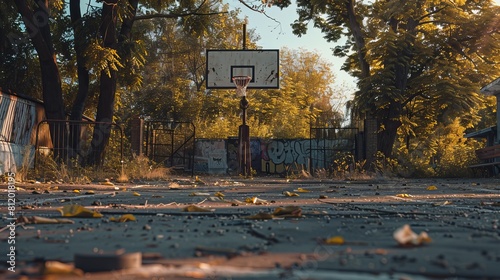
[269,0,500,158]
[9,0,227,165]
[14,0,68,160]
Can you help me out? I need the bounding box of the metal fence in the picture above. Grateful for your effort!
[144,121,195,173]
[34,120,123,176]
[309,127,359,172]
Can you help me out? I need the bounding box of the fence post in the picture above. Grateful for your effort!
[130,116,143,157]
[364,118,378,169]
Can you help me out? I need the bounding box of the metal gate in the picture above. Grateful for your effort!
[144,121,195,173]
[309,126,359,172]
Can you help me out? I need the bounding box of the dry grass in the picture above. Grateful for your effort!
[123,154,170,181]
[15,145,34,182]
[30,153,170,183]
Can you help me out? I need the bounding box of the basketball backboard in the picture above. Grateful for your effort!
[206,49,279,89]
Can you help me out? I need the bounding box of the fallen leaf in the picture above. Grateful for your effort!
[396,193,412,198]
[283,191,299,197]
[393,224,432,246]
[481,201,500,206]
[324,236,345,245]
[294,187,310,193]
[426,185,438,190]
[168,182,181,189]
[42,261,83,276]
[57,205,103,218]
[183,205,213,212]
[109,214,136,222]
[189,192,211,196]
[214,191,225,198]
[85,190,95,195]
[132,191,141,196]
[73,189,81,194]
[101,181,114,186]
[273,206,302,217]
[245,197,268,204]
[433,200,453,206]
[194,176,206,185]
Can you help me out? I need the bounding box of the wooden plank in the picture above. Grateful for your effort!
[475,145,500,160]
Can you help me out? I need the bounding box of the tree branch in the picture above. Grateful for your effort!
[134,10,227,20]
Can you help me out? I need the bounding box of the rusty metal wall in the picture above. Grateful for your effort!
[0,91,43,173]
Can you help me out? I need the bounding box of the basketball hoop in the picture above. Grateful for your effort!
[232,76,252,97]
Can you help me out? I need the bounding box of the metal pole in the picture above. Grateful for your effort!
[243,24,246,50]
[237,24,251,177]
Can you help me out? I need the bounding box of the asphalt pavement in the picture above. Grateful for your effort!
[1,176,499,279]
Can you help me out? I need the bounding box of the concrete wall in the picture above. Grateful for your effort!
[194,138,355,175]
[194,139,228,174]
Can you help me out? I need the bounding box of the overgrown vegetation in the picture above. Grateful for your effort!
[30,153,170,183]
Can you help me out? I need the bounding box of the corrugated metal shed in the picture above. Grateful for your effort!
[0,90,41,173]
[480,77,500,95]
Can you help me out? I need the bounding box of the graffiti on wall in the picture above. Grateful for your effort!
[195,138,354,175]
[260,139,352,174]
[194,139,227,174]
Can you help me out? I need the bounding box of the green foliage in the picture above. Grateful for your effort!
[282,0,500,159]
[371,118,484,178]
[85,39,124,78]
[395,118,482,177]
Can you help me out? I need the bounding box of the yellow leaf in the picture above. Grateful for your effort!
[57,205,103,218]
[132,192,141,196]
[214,191,225,198]
[73,189,81,194]
[294,187,310,193]
[426,185,438,190]
[43,261,83,276]
[245,197,257,203]
[283,191,299,197]
[183,205,213,212]
[109,214,136,222]
[85,190,95,195]
[396,193,412,198]
[101,181,114,186]
[244,197,268,204]
[325,236,345,245]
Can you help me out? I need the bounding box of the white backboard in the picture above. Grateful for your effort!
[206,49,279,89]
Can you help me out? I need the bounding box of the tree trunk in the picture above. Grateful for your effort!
[14,0,68,160]
[346,0,370,78]
[377,103,402,158]
[86,0,118,166]
[69,0,90,162]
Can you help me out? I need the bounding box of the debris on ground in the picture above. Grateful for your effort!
[393,224,432,246]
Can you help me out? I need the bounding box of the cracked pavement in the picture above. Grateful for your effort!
[1,177,500,279]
